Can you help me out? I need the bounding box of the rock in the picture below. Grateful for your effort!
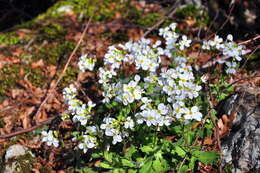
[220,87,260,172]
[4,144,35,173]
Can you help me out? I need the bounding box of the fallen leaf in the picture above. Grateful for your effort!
[20,106,35,129]
[203,136,213,145]
[31,59,44,69]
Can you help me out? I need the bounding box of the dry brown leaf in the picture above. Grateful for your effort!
[47,65,57,78]
[16,29,32,38]
[203,136,213,145]
[127,28,143,41]
[20,106,35,129]
[3,116,15,133]
[11,89,24,99]
[217,114,231,137]
[186,17,196,26]
[94,160,101,167]
[34,109,48,123]
[31,59,44,69]
[12,48,23,57]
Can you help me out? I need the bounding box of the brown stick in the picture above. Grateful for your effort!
[0,116,56,139]
[34,17,92,120]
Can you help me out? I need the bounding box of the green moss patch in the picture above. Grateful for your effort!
[0,64,20,96]
[137,13,162,27]
[0,33,22,45]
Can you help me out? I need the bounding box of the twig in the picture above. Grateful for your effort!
[225,75,260,90]
[241,45,260,69]
[0,116,57,139]
[218,3,235,32]
[201,49,251,69]
[142,0,180,37]
[238,35,260,45]
[34,17,92,120]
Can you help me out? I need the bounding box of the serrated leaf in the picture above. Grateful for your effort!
[192,151,219,164]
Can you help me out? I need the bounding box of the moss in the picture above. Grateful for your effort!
[137,13,162,27]
[34,41,76,65]
[12,153,36,173]
[39,22,65,41]
[175,5,200,18]
[0,64,20,96]
[27,68,47,88]
[0,33,21,45]
[175,5,210,27]
[60,66,79,89]
[124,5,142,22]
[36,0,124,22]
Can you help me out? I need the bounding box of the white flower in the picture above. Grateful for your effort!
[178,35,192,50]
[124,117,135,129]
[225,61,237,74]
[209,35,224,49]
[42,130,59,147]
[88,101,96,108]
[184,106,203,121]
[227,34,233,41]
[157,103,168,115]
[63,84,77,101]
[78,54,96,72]
[78,135,97,153]
[202,40,210,50]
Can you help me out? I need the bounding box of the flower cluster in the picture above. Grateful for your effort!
[78,54,96,72]
[42,22,246,153]
[77,126,97,153]
[202,34,246,74]
[41,130,59,147]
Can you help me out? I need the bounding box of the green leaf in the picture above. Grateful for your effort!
[104,152,113,162]
[139,159,153,173]
[112,168,126,173]
[128,169,137,173]
[188,156,197,170]
[91,153,102,159]
[175,146,186,158]
[99,162,113,169]
[125,146,137,159]
[140,146,154,154]
[152,158,163,172]
[121,159,135,168]
[185,131,195,145]
[179,165,188,173]
[192,151,219,164]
